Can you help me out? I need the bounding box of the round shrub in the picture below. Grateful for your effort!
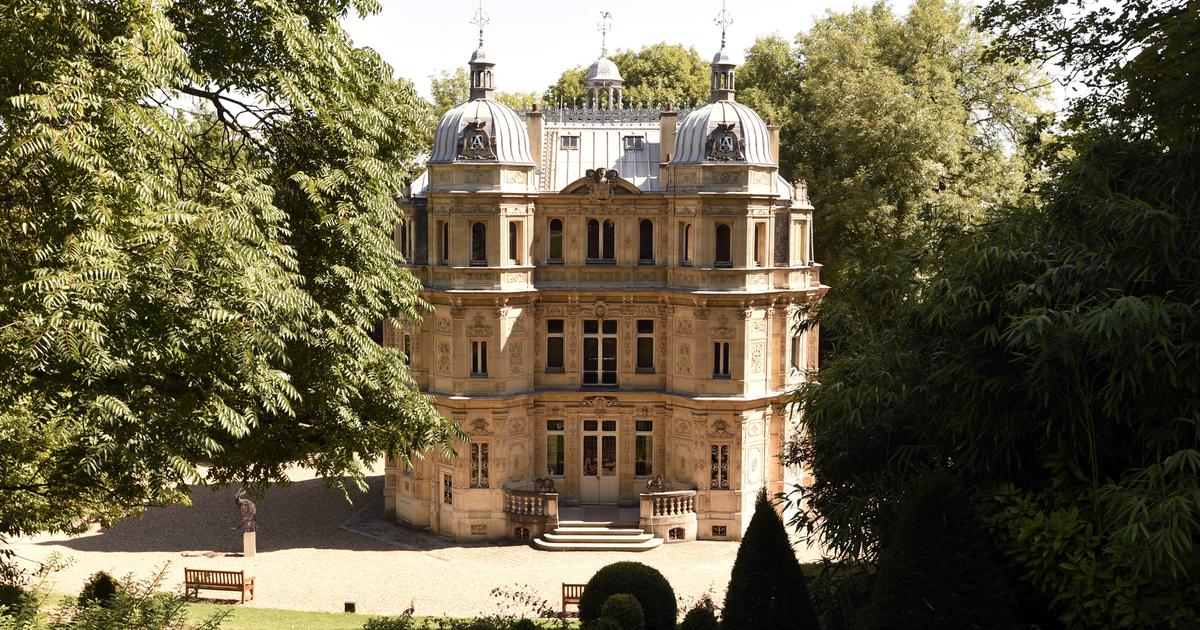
[78,571,120,608]
[600,593,644,630]
[679,606,719,630]
[578,561,675,630]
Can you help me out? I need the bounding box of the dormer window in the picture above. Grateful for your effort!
[623,136,645,151]
[561,135,580,150]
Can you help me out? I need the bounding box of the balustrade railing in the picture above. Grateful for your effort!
[504,488,558,517]
[648,491,696,516]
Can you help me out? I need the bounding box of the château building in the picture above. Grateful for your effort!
[384,22,825,550]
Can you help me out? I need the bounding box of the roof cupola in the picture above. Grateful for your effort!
[583,11,624,109]
[468,3,494,100]
[710,2,736,102]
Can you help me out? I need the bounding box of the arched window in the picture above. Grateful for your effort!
[471,222,487,266]
[548,218,563,262]
[398,220,410,261]
[715,224,732,267]
[438,221,449,265]
[638,219,654,264]
[587,219,616,263]
[753,222,766,267]
[680,223,693,266]
[508,221,519,264]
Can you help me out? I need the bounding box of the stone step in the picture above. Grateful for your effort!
[550,526,647,537]
[557,520,640,529]
[542,532,657,544]
[532,537,664,552]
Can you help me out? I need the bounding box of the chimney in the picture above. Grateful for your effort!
[526,104,544,174]
[767,125,780,165]
[659,106,678,164]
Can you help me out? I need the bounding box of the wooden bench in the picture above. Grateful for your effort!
[184,568,255,604]
[562,583,585,616]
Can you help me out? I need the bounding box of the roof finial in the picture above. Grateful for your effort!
[471,0,489,47]
[598,11,613,57]
[714,0,733,51]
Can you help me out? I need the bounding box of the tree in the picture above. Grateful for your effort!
[0,0,460,543]
[722,489,819,630]
[738,0,1046,293]
[787,1,1200,626]
[546,43,709,108]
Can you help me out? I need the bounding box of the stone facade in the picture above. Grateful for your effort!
[384,40,826,544]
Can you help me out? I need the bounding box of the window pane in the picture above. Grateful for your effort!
[547,419,565,432]
[602,220,615,259]
[583,435,597,475]
[637,320,653,334]
[546,435,564,476]
[602,337,617,383]
[583,337,598,384]
[584,420,598,431]
[639,220,654,261]
[587,219,600,259]
[602,320,617,334]
[584,320,598,334]
[635,420,653,432]
[637,337,654,369]
[472,222,487,263]
[547,319,564,334]
[713,343,722,375]
[549,220,563,260]
[601,435,616,476]
[716,224,731,264]
[601,420,616,432]
[547,337,564,369]
[635,435,652,476]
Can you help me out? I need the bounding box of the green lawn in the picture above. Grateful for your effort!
[185,603,577,629]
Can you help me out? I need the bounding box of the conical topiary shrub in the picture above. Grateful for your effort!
[721,488,819,630]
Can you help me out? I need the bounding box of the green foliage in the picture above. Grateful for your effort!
[0,0,460,540]
[78,571,121,609]
[739,0,1045,292]
[855,474,1049,630]
[598,594,642,630]
[800,561,874,630]
[578,562,675,630]
[677,606,718,630]
[722,490,819,630]
[546,44,708,108]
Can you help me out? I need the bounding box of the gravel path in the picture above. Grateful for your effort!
[9,466,822,617]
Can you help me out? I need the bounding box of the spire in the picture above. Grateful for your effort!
[468,1,495,100]
[710,0,736,102]
[598,11,612,57]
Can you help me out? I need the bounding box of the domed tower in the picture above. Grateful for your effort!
[583,11,623,109]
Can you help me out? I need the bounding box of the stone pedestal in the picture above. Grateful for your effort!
[243,531,256,557]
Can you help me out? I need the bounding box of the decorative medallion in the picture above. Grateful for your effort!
[458,120,496,160]
[584,396,620,415]
[705,123,745,161]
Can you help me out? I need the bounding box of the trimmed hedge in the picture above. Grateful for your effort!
[578,562,676,630]
[679,606,719,630]
[600,593,644,630]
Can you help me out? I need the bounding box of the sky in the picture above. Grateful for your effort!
[342,0,899,99]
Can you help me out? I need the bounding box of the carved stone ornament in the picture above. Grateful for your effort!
[584,396,619,415]
[468,315,492,337]
[458,120,497,160]
[705,122,746,161]
[470,418,490,434]
[645,475,664,493]
[585,167,619,203]
[534,477,556,493]
[594,300,608,319]
[709,419,735,439]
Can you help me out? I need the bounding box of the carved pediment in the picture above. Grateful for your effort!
[561,168,641,201]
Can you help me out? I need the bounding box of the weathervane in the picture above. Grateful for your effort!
[714,0,733,50]
[470,0,489,47]
[598,11,613,56]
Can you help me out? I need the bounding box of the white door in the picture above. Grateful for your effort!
[580,420,619,504]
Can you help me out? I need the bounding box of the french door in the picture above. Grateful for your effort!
[580,419,618,504]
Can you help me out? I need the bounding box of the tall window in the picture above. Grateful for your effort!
[508,221,520,264]
[546,420,565,476]
[443,473,453,504]
[680,223,693,266]
[438,221,449,265]
[710,445,729,489]
[715,224,732,267]
[545,319,564,371]
[638,219,654,263]
[635,420,653,477]
[470,221,487,266]
[753,222,766,267]
[713,341,731,378]
[548,218,563,263]
[791,333,805,371]
[469,443,489,488]
[587,219,615,263]
[636,320,654,371]
[403,333,412,366]
[471,340,488,376]
[398,219,411,261]
[583,319,618,386]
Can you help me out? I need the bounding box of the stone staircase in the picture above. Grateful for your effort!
[532,520,663,552]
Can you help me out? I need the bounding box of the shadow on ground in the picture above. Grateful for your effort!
[39,475,395,554]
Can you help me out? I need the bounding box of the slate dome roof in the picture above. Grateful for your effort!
[672,100,774,166]
[585,56,623,83]
[430,98,533,164]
